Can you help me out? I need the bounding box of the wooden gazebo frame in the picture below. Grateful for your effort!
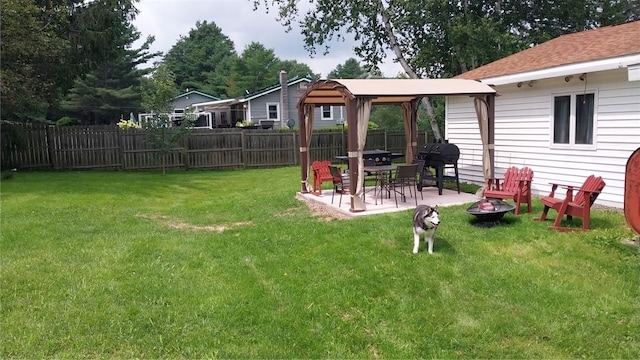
[297,79,497,212]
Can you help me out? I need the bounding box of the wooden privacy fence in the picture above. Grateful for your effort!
[1,124,429,171]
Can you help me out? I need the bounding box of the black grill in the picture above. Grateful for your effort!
[363,149,392,165]
[417,140,461,195]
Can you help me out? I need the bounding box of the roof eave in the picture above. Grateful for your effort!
[478,53,640,86]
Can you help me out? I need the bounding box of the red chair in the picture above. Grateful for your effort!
[536,175,606,231]
[485,166,534,215]
[311,160,333,195]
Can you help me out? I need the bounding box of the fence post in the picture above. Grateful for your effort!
[292,131,297,165]
[384,129,388,151]
[241,130,246,168]
[117,128,125,170]
[46,125,56,169]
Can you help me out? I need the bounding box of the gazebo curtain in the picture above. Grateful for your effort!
[351,98,372,211]
[474,96,492,181]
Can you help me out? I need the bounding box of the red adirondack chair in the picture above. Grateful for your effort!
[311,160,333,195]
[536,175,606,231]
[484,166,534,215]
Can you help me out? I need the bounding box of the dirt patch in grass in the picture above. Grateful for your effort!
[137,214,251,232]
[296,196,352,221]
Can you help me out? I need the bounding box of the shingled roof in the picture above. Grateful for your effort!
[456,20,640,81]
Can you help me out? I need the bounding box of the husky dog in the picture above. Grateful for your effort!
[413,205,440,254]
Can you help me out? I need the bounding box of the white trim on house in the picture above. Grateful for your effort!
[481,53,640,86]
[321,105,333,120]
[244,77,313,101]
[266,102,280,121]
[548,89,598,151]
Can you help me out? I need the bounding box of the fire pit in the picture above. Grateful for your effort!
[465,198,515,222]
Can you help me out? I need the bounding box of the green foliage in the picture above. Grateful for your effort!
[0,122,27,170]
[163,20,237,97]
[1,169,638,358]
[55,117,80,126]
[141,64,191,175]
[60,27,158,125]
[0,0,139,122]
[328,58,367,79]
[253,0,640,79]
[226,42,284,97]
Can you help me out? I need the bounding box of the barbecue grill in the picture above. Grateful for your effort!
[417,140,461,195]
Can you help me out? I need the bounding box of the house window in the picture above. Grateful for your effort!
[267,103,280,120]
[552,92,595,147]
[321,106,333,120]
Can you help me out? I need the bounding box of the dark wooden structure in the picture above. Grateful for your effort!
[296,79,497,212]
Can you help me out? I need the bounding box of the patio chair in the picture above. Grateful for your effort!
[412,158,425,201]
[535,174,606,231]
[329,165,350,207]
[484,166,534,215]
[391,163,419,207]
[312,160,333,195]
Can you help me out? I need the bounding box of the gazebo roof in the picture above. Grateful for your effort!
[300,78,497,106]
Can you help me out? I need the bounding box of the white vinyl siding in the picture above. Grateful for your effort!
[445,68,640,208]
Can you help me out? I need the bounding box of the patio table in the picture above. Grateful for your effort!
[364,165,397,205]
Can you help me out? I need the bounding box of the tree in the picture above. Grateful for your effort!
[163,20,237,97]
[60,27,160,125]
[141,64,191,175]
[277,59,317,79]
[1,0,140,122]
[252,0,640,139]
[226,42,282,97]
[328,58,367,79]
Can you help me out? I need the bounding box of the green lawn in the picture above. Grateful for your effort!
[1,168,638,358]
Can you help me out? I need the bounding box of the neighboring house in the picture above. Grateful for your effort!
[446,20,640,208]
[139,90,220,128]
[192,72,344,129]
[242,72,315,129]
[171,90,220,128]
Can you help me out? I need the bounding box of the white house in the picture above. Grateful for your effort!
[446,20,640,209]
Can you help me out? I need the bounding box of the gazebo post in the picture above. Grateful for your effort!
[298,103,309,193]
[487,94,496,179]
[410,99,419,161]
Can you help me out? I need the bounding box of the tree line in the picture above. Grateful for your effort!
[2,0,638,128]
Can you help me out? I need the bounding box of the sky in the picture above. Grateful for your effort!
[132,0,404,78]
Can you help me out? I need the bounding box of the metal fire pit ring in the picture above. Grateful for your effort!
[465,198,515,222]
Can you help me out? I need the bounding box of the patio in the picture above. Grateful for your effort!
[297,186,479,218]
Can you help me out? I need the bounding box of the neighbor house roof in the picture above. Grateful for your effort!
[174,90,220,101]
[456,20,640,83]
[190,98,242,110]
[300,78,496,105]
[243,76,313,101]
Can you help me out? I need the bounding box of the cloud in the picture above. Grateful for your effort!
[132,0,403,78]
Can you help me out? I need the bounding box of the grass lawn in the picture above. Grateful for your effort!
[1,167,638,358]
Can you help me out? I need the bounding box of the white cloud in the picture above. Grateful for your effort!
[132,0,404,78]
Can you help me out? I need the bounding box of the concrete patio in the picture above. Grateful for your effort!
[297,185,480,218]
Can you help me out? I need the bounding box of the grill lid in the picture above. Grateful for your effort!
[420,142,460,164]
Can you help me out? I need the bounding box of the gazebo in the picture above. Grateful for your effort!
[297,78,497,212]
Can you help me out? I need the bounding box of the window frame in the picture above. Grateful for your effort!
[549,90,597,150]
[321,105,333,120]
[266,102,280,121]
